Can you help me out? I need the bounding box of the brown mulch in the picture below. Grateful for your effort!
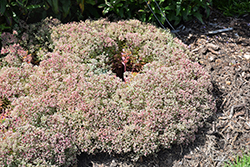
[76,8,250,167]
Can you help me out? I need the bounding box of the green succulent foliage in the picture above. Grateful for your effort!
[213,0,250,17]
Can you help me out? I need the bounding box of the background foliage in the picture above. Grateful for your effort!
[0,0,103,39]
[1,0,249,39]
[213,0,250,17]
[99,0,211,26]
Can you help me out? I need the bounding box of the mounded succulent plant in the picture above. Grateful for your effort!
[0,18,215,166]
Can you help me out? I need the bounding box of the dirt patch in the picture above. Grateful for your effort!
[76,9,250,167]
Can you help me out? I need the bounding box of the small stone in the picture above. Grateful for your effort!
[226,81,231,85]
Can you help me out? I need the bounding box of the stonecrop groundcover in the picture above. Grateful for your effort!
[0,18,215,166]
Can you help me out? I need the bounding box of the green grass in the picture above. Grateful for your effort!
[224,152,250,167]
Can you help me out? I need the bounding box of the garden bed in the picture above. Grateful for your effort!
[0,8,249,167]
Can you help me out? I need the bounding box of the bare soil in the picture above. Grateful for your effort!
[75,8,250,167]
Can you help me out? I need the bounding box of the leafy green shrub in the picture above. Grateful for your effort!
[0,0,102,24]
[0,0,40,28]
[0,0,103,42]
[99,0,212,26]
[0,18,215,165]
[213,0,250,17]
[36,0,103,22]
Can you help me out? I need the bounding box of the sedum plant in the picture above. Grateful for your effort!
[0,18,215,166]
[0,17,60,68]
